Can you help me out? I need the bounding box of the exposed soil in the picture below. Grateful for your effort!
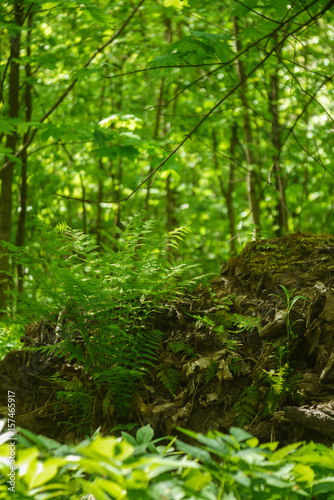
[1,232,334,445]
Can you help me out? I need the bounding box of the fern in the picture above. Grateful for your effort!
[205,360,218,383]
[170,341,195,357]
[157,366,181,395]
[8,214,201,433]
[259,365,294,417]
[232,384,259,428]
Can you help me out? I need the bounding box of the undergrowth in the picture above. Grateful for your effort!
[7,214,204,434]
[1,420,334,499]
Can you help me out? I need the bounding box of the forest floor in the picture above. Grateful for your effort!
[1,232,334,445]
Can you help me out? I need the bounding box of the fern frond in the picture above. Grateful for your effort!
[157,366,181,395]
[233,384,259,428]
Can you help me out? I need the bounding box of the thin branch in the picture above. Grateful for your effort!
[195,135,266,182]
[278,55,334,124]
[27,140,91,157]
[268,74,333,186]
[292,131,334,178]
[102,63,220,80]
[232,0,281,24]
[182,9,230,32]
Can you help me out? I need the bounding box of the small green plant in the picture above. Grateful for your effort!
[232,383,260,427]
[170,341,196,357]
[259,364,292,417]
[205,360,219,383]
[271,285,306,363]
[157,365,181,395]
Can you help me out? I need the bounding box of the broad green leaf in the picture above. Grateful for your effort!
[293,463,315,484]
[230,427,254,443]
[28,461,59,488]
[235,448,266,464]
[163,0,189,9]
[176,440,213,464]
[136,424,154,446]
[270,442,303,462]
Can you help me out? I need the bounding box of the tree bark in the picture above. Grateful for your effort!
[283,405,334,439]
[212,127,237,255]
[16,11,33,294]
[269,59,288,236]
[233,17,261,235]
[0,2,24,312]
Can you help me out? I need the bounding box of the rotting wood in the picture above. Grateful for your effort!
[283,405,334,439]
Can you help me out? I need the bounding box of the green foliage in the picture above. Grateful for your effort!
[260,365,295,418]
[271,285,307,363]
[170,341,188,354]
[1,420,334,499]
[0,326,21,360]
[229,313,260,334]
[205,360,218,383]
[8,215,202,430]
[234,363,303,425]
[1,0,333,293]
[157,365,182,395]
[233,383,260,428]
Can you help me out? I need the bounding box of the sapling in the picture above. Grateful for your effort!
[271,285,306,363]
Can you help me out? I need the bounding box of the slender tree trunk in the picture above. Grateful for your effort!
[166,173,177,258]
[16,11,33,293]
[0,2,24,312]
[97,159,104,248]
[144,78,165,212]
[96,85,106,248]
[269,65,288,236]
[212,127,237,255]
[145,16,172,213]
[233,17,261,235]
[226,125,237,254]
[114,160,123,236]
[79,174,87,234]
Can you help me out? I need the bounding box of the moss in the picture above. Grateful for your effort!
[225,233,334,280]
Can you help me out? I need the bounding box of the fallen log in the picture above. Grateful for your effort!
[283,405,334,439]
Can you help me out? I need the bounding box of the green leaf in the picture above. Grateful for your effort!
[29,462,59,488]
[270,442,303,462]
[176,440,213,464]
[136,425,154,446]
[230,427,254,443]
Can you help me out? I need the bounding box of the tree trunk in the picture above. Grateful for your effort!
[233,17,261,235]
[212,127,237,255]
[269,66,288,236]
[0,2,24,312]
[96,159,104,249]
[145,16,172,213]
[144,78,166,213]
[16,11,33,294]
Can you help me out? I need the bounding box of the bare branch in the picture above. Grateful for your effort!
[102,63,221,80]
[232,0,281,24]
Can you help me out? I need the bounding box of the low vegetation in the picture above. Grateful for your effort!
[1,420,334,500]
